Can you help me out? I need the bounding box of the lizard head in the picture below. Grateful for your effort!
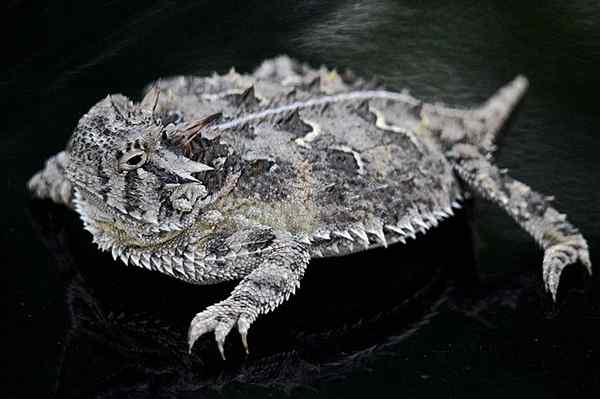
[65,88,223,237]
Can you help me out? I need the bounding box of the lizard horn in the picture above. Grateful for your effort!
[169,112,223,147]
[140,83,161,116]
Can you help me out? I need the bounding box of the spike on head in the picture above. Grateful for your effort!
[168,112,223,155]
[109,95,127,120]
[140,83,161,117]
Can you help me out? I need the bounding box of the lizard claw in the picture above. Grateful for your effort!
[238,315,251,355]
[187,310,216,354]
[214,321,235,360]
[187,301,255,358]
[543,234,591,301]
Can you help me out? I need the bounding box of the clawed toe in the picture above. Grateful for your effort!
[187,304,254,359]
[187,312,216,354]
[214,321,235,359]
[238,315,251,355]
[543,235,592,301]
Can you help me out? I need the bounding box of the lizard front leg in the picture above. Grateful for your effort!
[28,151,74,208]
[188,232,310,359]
[448,144,592,300]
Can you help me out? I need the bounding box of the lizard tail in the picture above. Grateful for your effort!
[475,75,529,151]
[421,76,529,152]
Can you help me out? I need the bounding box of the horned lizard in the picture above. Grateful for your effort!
[28,56,591,359]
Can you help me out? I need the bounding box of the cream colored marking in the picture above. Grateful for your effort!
[213,90,420,132]
[415,117,428,136]
[331,145,365,175]
[369,104,422,149]
[294,119,321,148]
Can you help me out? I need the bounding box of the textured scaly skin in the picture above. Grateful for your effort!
[28,56,591,358]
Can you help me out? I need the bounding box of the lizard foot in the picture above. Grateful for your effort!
[187,299,255,359]
[543,234,592,301]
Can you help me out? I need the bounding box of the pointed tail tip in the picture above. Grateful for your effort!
[474,74,530,151]
[483,74,530,115]
[512,74,529,96]
[496,75,529,105]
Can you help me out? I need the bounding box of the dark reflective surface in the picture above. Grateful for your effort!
[2,1,599,398]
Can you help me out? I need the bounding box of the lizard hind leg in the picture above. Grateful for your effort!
[448,144,592,301]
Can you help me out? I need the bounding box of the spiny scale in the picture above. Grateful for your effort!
[309,202,461,257]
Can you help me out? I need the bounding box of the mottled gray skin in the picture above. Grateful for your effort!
[28,56,591,359]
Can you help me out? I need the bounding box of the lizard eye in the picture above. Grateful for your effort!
[118,151,147,171]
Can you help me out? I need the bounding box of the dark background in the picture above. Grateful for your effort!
[2,1,599,398]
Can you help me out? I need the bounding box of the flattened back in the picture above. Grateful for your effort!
[152,57,461,256]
